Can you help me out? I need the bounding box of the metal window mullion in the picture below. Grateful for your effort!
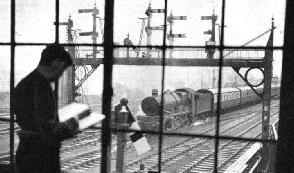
[101,0,114,172]
[55,0,60,43]
[54,1,60,108]
[214,0,227,172]
[10,0,16,172]
[158,1,169,172]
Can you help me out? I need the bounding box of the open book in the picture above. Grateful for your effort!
[58,102,105,131]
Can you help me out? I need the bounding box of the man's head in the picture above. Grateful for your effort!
[120,98,128,106]
[38,44,73,81]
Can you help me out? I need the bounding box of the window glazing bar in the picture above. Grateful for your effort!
[101,0,114,172]
[10,0,16,172]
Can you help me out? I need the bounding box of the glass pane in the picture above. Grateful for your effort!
[215,140,263,172]
[225,0,285,47]
[218,48,281,139]
[0,46,12,167]
[0,1,10,42]
[15,1,55,43]
[59,0,105,45]
[114,0,165,47]
[14,45,104,172]
[112,59,163,133]
[167,0,223,47]
[60,128,102,172]
[160,135,216,172]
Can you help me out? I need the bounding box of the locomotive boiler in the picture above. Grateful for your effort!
[137,89,192,131]
[141,89,189,116]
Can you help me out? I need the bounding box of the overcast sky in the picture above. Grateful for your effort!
[0,0,286,94]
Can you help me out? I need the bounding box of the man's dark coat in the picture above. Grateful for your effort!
[13,70,77,173]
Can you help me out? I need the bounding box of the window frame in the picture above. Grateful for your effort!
[2,0,288,172]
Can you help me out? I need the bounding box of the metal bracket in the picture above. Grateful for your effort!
[232,67,263,99]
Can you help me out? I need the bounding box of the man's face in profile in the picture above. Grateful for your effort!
[49,59,67,81]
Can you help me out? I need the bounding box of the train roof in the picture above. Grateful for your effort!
[237,86,253,91]
[207,87,240,94]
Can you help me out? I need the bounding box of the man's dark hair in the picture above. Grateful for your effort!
[120,98,128,106]
[39,44,73,68]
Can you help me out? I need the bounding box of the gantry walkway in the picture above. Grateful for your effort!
[74,48,265,68]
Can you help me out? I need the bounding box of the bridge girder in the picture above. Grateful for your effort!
[74,57,264,68]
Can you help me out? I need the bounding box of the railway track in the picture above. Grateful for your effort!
[60,106,270,172]
[123,108,279,173]
[178,115,279,173]
[0,101,280,172]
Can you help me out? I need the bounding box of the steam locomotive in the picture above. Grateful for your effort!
[136,85,280,131]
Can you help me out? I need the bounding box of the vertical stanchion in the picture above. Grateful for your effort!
[146,3,152,58]
[116,106,130,173]
[101,0,114,172]
[259,18,274,172]
[93,5,98,59]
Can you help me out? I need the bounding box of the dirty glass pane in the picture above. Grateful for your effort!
[225,0,285,47]
[0,46,12,168]
[0,1,10,42]
[15,1,55,43]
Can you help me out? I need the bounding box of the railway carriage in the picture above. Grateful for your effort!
[271,84,280,98]
[239,86,259,105]
[255,86,264,101]
[207,88,241,111]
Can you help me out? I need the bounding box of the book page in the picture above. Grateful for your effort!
[58,103,90,123]
[78,112,105,131]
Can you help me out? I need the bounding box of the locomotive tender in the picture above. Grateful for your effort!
[136,85,280,131]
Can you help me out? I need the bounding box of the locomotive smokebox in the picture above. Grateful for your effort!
[141,90,185,116]
[141,97,159,116]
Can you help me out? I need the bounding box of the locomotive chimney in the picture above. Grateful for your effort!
[152,89,158,96]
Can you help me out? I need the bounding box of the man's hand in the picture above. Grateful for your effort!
[65,117,80,135]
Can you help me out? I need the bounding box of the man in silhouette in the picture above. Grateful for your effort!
[114,98,135,125]
[13,44,79,173]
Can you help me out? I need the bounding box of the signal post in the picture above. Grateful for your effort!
[145,3,165,58]
[54,16,75,104]
[166,12,187,58]
[78,6,99,59]
[201,10,218,59]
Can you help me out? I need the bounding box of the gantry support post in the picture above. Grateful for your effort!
[67,17,75,104]
[259,18,274,172]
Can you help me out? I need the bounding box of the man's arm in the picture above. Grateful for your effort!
[126,106,136,124]
[34,85,79,142]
